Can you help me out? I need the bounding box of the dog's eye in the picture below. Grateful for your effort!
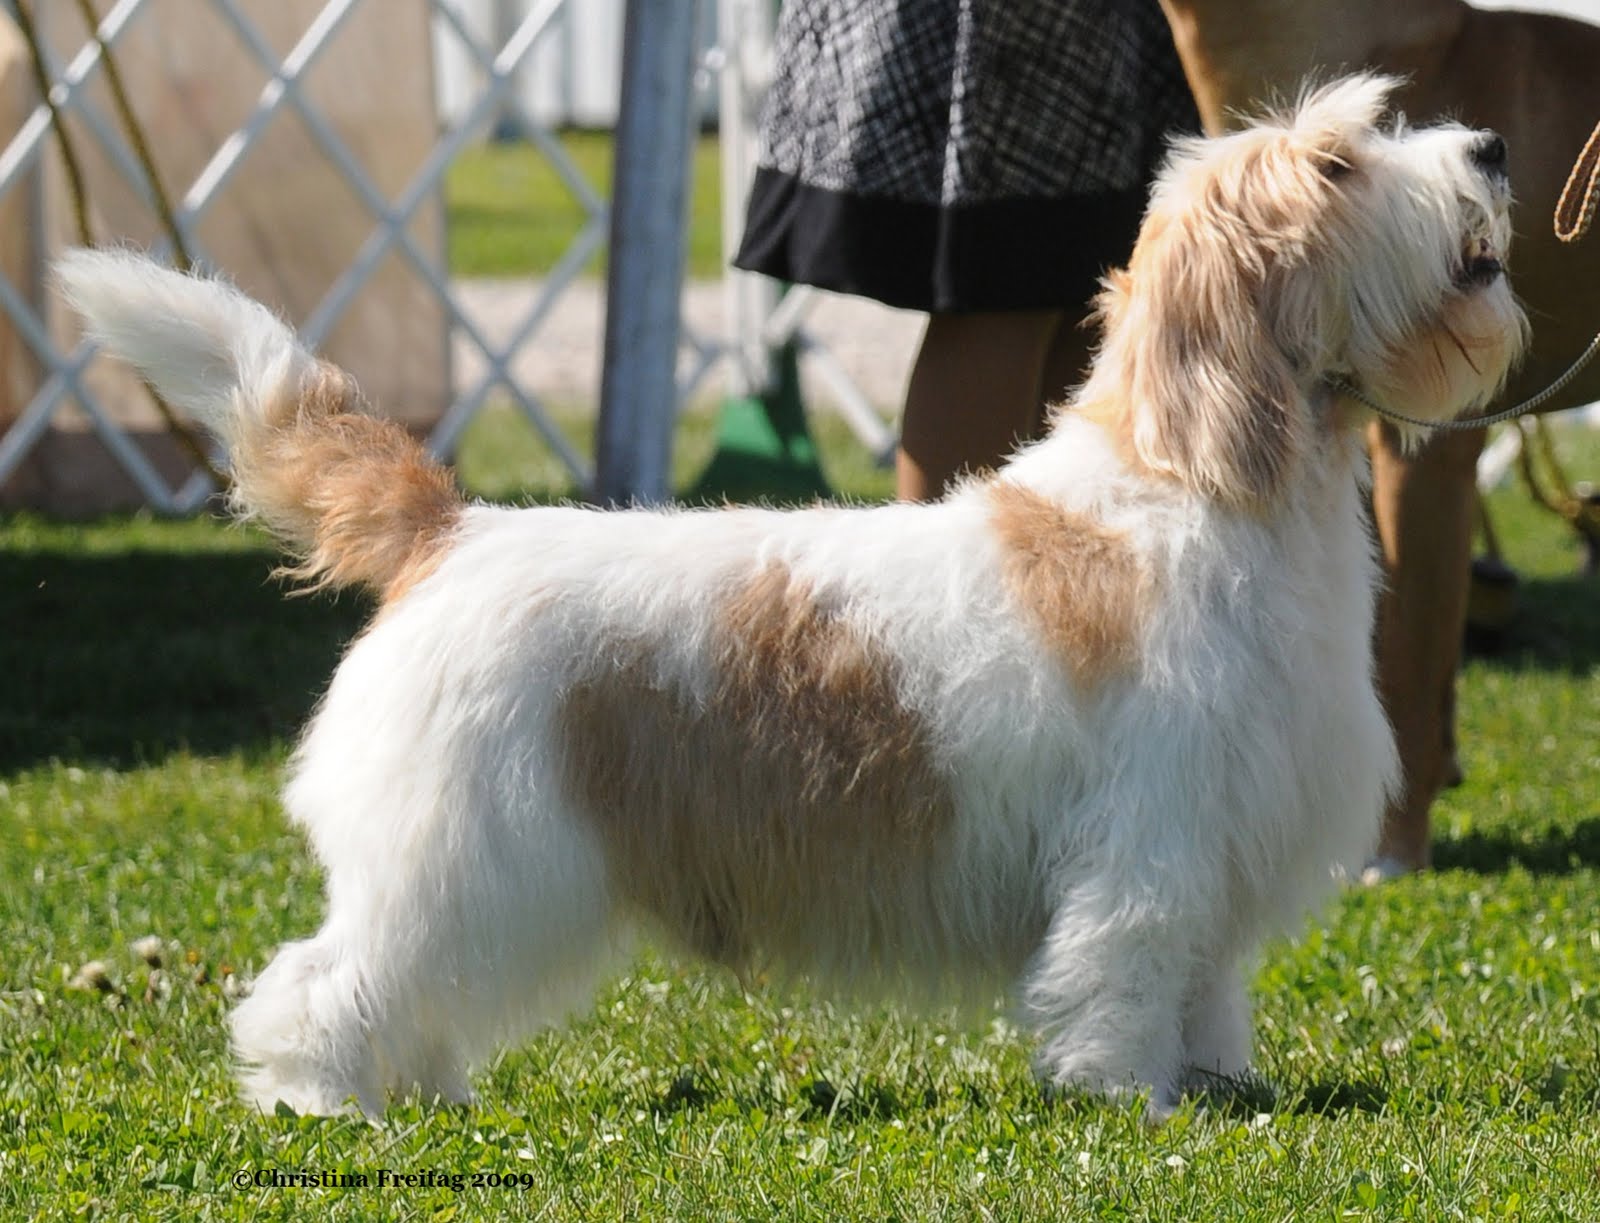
[1319,153,1356,182]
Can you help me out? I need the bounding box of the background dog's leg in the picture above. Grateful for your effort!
[1368,422,1485,873]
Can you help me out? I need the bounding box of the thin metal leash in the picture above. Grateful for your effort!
[1327,333,1600,432]
[1327,119,1600,433]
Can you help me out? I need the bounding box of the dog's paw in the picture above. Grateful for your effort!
[1143,1088,1182,1126]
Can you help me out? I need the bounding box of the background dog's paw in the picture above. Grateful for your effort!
[1360,855,1416,885]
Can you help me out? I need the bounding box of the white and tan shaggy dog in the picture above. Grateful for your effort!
[60,75,1526,1118]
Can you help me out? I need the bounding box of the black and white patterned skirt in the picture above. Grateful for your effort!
[733,0,1199,313]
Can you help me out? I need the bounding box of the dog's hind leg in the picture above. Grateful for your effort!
[233,773,621,1116]
[405,1036,475,1108]
[231,920,491,1116]
[231,862,621,1116]
[422,796,627,1071]
[230,929,388,1117]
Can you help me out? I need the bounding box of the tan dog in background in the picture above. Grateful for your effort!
[1159,0,1600,873]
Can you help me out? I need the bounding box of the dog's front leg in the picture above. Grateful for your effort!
[1017,900,1195,1117]
[1178,957,1253,1090]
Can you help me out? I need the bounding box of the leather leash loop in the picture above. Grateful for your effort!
[1555,120,1600,243]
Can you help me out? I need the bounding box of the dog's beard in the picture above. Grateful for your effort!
[1361,274,1527,442]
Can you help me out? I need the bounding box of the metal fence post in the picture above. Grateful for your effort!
[594,0,700,505]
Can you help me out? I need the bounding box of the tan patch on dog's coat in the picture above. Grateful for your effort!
[557,563,957,973]
[237,361,462,601]
[987,482,1148,685]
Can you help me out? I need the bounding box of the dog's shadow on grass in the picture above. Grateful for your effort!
[1432,818,1600,876]
[797,1076,940,1123]
[1268,1078,1389,1117]
[1465,573,1600,676]
[650,1067,1391,1126]
[0,532,366,770]
[650,1071,936,1124]
[1065,1073,1389,1121]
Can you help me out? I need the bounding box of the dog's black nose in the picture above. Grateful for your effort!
[1471,132,1508,174]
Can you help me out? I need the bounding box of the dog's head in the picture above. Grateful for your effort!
[1087,74,1528,507]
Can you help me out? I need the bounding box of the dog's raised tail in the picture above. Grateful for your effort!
[56,248,463,599]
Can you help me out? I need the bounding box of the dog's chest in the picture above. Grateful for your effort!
[1138,476,1392,860]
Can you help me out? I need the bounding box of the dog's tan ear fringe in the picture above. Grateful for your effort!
[1099,194,1306,510]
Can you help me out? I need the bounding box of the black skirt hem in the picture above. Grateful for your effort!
[732,167,1148,315]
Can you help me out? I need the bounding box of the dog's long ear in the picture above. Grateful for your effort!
[1100,181,1306,510]
[1096,76,1394,509]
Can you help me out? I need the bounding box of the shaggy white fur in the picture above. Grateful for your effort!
[57,75,1526,1119]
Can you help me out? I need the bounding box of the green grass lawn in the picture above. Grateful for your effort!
[447,132,726,281]
[2,420,1597,1220]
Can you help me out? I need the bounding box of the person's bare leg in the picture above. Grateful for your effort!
[1367,422,1486,874]
[1037,307,1100,433]
[896,311,1062,502]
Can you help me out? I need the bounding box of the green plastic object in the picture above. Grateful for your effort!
[686,342,833,505]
